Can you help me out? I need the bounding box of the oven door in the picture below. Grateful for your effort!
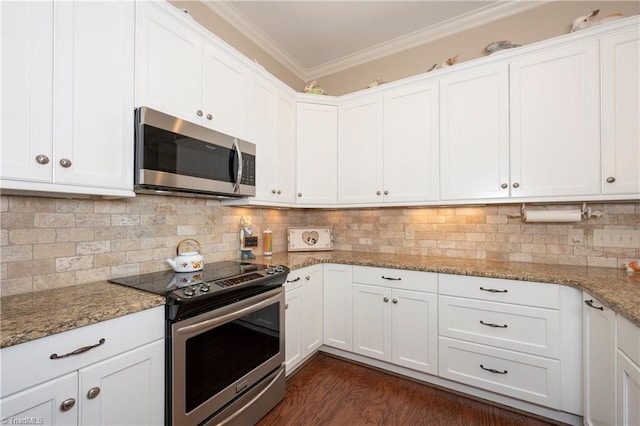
[171,287,284,426]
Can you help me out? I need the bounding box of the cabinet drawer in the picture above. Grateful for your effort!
[353,266,437,293]
[439,337,560,409]
[1,306,164,398]
[439,296,560,358]
[438,274,559,308]
[284,272,304,291]
[618,315,640,366]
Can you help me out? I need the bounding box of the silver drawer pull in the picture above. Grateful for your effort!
[50,338,105,360]
[584,299,604,311]
[381,276,401,281]
[479,286,508,293]
[480,364,508,374]
[480,320,508,328]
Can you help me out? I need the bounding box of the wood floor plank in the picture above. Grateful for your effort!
[258,353,559,426]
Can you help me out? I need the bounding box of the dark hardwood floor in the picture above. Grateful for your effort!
[258,353,559,426]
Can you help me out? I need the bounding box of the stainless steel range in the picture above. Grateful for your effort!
[110,261,290,426]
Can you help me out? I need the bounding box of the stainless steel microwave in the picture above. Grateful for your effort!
[134,107,256,198]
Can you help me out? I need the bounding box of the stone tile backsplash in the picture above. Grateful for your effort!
[1,194,639,296]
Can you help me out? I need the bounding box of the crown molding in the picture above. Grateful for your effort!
[204,1,548,82]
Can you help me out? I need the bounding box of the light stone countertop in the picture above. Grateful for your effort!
[2,250,638,349]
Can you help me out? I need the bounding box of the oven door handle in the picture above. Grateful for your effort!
[175,293,280,336]
[217,367,285,426]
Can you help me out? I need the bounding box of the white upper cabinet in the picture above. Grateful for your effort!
[440,64,510,200]
[339,79,439,205]
[296,101,338,205]
[601,29,640,195]
[272,91,297,204]
[383,81,440,203]
[135,1,248,138]
[338,93,383,204]
[1,1,134,197]
[509,41,601,198]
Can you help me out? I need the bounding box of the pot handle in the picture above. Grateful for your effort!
[176,238,201,256]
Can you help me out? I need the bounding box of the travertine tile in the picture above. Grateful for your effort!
[9,229,56,245]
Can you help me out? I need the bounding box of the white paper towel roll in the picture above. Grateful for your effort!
[523,209,582,223]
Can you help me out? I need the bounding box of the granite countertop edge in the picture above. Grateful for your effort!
[2,251,638,349]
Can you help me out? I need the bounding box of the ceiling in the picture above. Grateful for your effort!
[204,1,544,81]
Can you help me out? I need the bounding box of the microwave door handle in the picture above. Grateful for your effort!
[232,138,242,193]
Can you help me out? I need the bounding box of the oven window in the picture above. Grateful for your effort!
[184,301,280,413]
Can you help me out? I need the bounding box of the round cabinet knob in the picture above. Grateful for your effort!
[277,190,281,195]
[59,158,72,168]
[271,189,277,194]
[383,190,389,195]
[87,387,101,399]
[60,398,76,412]
[206,113,212,120]
[383,297,389,303]
[285,303,289,310]
[297,193,302,197]
[376,191,381,196]
[35,154,50,165]
[606,176,616,183]
[500,183,508,189]
[196,110,203,117]
[512,182,520,189]
[392,298,398,304]
[305,275,310,281]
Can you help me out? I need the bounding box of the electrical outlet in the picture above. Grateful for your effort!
[569,229,584,244]
[593,229,640,248]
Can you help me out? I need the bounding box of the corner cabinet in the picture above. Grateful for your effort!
[295,101,338,206]
[617,316,640,426]
[0,0,135,197]
[135,1,248,138]
[0,307,164,426]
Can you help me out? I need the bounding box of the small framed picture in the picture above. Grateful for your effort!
[287,227,333,252]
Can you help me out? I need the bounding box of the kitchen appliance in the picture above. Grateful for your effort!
[109,261,289,426]
[134,107,256,198]
[166,238,204,272]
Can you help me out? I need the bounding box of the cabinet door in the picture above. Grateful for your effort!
[338,94,383,204]
[383,81,439,203]
[302,266,323,357]
[353,283,392,362]
[601,30,640,195]
[392,289,438,374]
[1,1,53,183]
[53,1,134,190]
[135,1,202,123]
[440,64,510,200]
[273,90,297,204]
[202,43,248,138]
[79,340,164,426]
[285,286,303,375]
[617,350,640,426]
[0,372,77,426]
[510,41,600,198]
[296,103,338,205]
[583,294,617,426]
[248,76,275,202]
[323,264,353,351]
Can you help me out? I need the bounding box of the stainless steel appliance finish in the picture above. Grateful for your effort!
[109,261,289,426]
[134,107,256,198]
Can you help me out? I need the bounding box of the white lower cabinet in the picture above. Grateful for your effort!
[352,266,438,375]
[323,264,353,351]
[284,265,323,375]
[616,314,640,426]
[583,293,617,426]
[0,307,164,426]
[438,274,582,413]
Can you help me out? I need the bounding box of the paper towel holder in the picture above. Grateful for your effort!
[518,202,602,222]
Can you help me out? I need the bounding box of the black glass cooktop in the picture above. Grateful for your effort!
[108,261,275,296]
